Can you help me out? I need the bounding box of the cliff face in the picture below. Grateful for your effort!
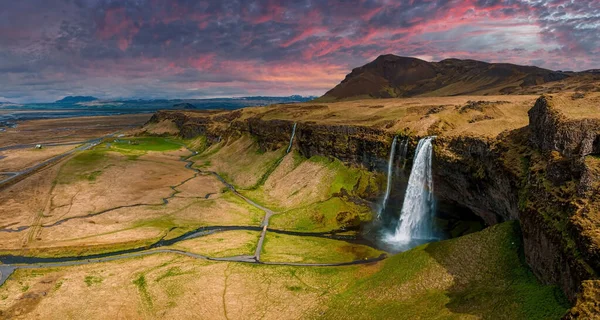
[433,136,520,225]
[295,124,391,171]
[519,96,600,303]
[145,96,599,304]
[146,110,224,142]
[528,95,600,157]
[194,116,395,171]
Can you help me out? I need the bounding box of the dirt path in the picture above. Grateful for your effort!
[207,170,274,261]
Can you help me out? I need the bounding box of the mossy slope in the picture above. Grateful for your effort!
[315,222,569,319]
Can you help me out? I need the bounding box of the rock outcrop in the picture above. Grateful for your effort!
[528,95,600,157]
[433,136,519,225]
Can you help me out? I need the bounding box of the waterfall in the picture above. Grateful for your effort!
[286,123,297,154]
[378,136,398,219]
[387,136,436,245]
[400,138,409,170]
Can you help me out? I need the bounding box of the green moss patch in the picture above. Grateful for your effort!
[315,221,569,319]
[261,233,384,264]
[111,137,182,152]
[270,197,372,232]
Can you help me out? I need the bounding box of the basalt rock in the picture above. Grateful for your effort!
[230,118,295,152]
[520,206,593,303]
[145,110,221,142]
[529,95,600,157]
[432,136,519,225]
[295,124,392,171]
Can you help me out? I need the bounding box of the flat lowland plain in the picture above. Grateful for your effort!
[0,145,76,172]
[0,102,573,319]
[0,113,151,148]
[0,135,263,257]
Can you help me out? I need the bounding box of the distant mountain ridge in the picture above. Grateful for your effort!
[55,96,99,104]
[320,54,598,100]
[20,95,316,111]
[0,101,22,107]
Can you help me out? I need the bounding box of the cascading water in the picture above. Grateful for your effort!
[286,123,297,154]
[378,136,398,219]
[385,136,436,247]
[400,138,409,170]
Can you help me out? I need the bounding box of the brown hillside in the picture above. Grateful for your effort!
[321,54,600,100]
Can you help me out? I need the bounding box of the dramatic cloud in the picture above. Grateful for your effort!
[1,0,599,102]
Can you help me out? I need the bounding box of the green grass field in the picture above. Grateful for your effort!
[269,197,372,231]
[56,149,110,184]
[314,221,569,319]
[261,233,384,263]
[110,137,182,152]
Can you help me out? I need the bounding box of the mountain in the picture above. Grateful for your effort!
[0,101,21,108]
[55,96,99,104]
[173,102,196,109]
[320,54,594,101]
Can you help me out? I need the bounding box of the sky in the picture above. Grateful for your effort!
[1,0,599,103]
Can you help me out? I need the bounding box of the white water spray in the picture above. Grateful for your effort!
[387,136,436,245]
[378,136,398,218]
[286,123,297,154]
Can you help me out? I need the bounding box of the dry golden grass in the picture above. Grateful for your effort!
[242,152,335,210]
[0,223,567,319]
[170,230,260,257]
[0,192,264,256]
[543,92,600,120]
[140,119,180,135]
[0,160,66,248]
[175,174,222,199]
[0,192,264,258]
[0,253,364,319]
[211,95,538,138]
[0,144,265,256]
[176,92,597,138]
[193,135,284,189]
[0,145,76,172]
[0,114,150,148]
[44,150,193,226]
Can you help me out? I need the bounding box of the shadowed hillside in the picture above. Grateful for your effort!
[320,54,600,101]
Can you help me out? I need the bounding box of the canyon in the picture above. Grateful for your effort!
[145,91,600,317]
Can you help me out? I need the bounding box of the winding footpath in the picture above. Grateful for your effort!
[0,131,387,288]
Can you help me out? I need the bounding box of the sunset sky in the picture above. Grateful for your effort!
[1,0,599,102]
